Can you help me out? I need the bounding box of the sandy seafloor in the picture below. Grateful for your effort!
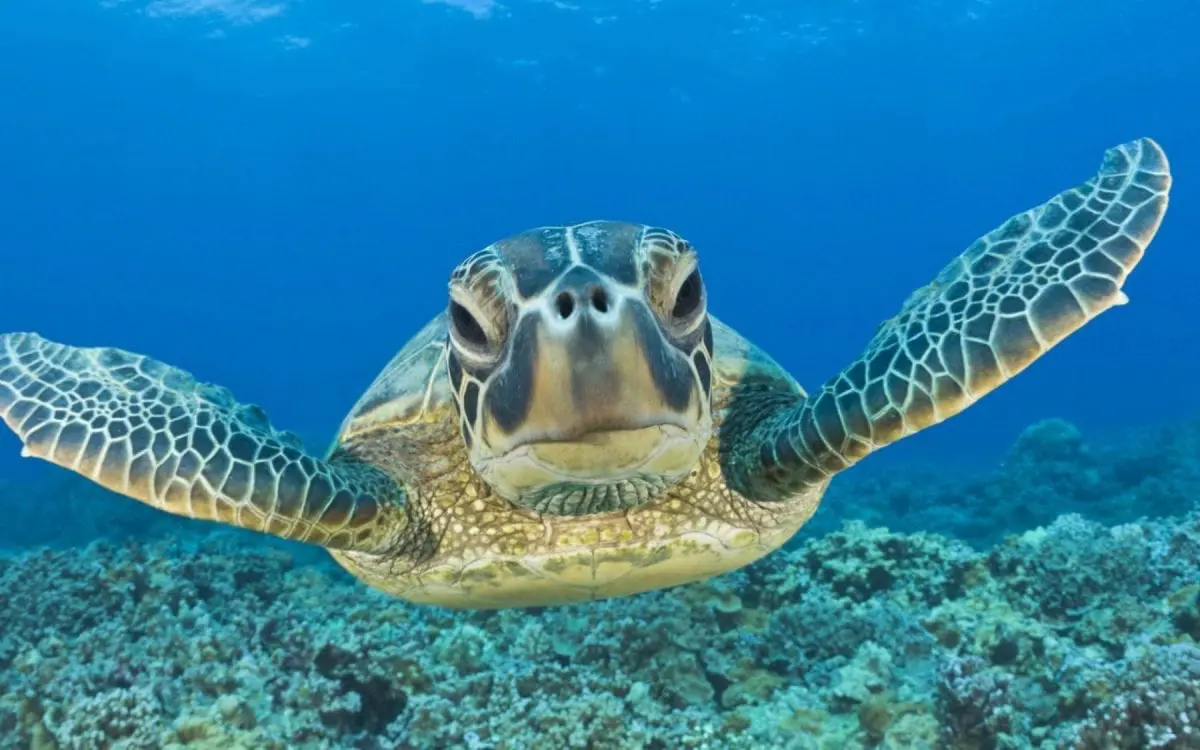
[2,417,1200,749]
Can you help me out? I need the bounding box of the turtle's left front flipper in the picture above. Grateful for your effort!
[726,137,1171,502]
[0,333,407,552]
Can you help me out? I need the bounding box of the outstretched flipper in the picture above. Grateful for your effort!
[0,333,407,551]
[726,137,1172,501]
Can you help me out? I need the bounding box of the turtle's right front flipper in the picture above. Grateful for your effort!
[0,333,407,552]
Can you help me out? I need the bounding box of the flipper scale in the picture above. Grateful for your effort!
[727,138,1172,501]
[0,332,406,551]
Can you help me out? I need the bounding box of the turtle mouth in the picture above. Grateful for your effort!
[515,424,693,475]
[477,423,707,511]
[506,416,695,448]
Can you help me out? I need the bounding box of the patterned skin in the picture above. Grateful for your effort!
[0,138,1171,608]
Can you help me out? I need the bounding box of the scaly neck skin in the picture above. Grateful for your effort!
[515,476,674,515]
[715,366,824,503]
[720,387,855,504]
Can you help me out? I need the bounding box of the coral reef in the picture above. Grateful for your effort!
[0,417,1197,748]
[812,418,1200,548]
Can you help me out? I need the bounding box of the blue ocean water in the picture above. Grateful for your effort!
[2,0,1196,485]
[2,4,1200,747]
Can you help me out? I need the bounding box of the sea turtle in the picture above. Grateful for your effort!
[0,138,1171,608]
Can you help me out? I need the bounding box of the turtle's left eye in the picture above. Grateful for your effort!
[671,269,704,320]
[450,301,489,348]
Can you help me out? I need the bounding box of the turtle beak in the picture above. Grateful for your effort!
[480,268,703,454]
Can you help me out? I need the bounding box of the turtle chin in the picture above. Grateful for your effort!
[478,423,707,515]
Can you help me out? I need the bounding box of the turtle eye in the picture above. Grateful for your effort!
[671,269,704,320]
[450,301,489,348]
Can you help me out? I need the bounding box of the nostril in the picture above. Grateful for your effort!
[590,287,610,314]
[555,292,576,320]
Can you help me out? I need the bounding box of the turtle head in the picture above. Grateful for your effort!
[444,221,714,515]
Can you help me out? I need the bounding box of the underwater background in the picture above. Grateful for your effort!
[1,0,1199,747]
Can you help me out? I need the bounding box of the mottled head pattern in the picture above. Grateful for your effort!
[442,221,714,515]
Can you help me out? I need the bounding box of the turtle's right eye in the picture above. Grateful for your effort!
[450,301,489,348]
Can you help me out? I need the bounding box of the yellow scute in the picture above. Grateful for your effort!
[383,531,777,609]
